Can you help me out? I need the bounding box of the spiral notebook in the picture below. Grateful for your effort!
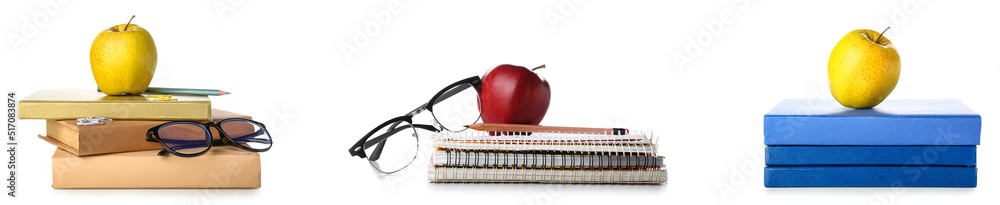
[429,166,666,184]
[432,149,665,168]
[429,130,666,184]
[432,131,659,153]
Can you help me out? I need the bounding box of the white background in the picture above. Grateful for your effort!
[2,0,999,204]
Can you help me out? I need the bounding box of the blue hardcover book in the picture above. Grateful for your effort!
[764,166,977,187]
[764,99,981,145]
[765,146,976,166]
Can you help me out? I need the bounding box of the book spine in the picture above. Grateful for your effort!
[765,146,977,166]
[764,166,977,187]
[20,102,212,120]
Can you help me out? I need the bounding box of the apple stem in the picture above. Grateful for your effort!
[123,15,136,31]
[875,26,890,44]
[531,64,546,71]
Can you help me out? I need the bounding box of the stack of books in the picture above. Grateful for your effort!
[429,130,666,184]
[763,99,980,187]
[20,89,261,188]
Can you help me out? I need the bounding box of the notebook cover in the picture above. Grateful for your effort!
[52,146,261,188]
[19,89,212,120]
[764,99,981,145]
[765,146,976,166]
[764,166,976,187]
[44,109,252,156]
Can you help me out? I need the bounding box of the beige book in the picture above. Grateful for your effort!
[51,146,261,188]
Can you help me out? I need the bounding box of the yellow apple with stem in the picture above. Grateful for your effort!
[828,27,900,109]
[90,15,157,96]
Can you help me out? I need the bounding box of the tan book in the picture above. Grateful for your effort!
[19,89,211,120]
[43,109,251,156]
[51,146,261,188]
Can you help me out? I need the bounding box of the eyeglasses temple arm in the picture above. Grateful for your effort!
[430,83,472,107]
[157,133,271,151]
[363,125,415,149]
[229,129,271,144]
[363,124,438,161]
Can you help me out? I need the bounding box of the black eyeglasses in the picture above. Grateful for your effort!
[349,76,484,174]
[146,118,273,157]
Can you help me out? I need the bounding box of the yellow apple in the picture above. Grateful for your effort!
[90,15,157,96]
[828,28,900,109]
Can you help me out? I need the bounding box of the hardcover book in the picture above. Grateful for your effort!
[765,146,976,166]
[51,146,261,188]
[764,99,981,145]
[19,89,212,120]
[764,166,977,187]
[42,109,252,156]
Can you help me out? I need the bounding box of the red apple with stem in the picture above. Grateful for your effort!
[479,64,551,135]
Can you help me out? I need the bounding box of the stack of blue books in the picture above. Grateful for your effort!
[763,99,981,187]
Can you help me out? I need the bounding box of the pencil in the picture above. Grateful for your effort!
[97,87,231,96]
[464,123,628,135]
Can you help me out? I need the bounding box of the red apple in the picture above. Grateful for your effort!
[480,64,551,129]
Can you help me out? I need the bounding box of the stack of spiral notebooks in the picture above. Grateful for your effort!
[429,130,666,184]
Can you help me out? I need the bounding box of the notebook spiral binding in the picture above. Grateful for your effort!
[429,130,665,184]
[440,149,661,168]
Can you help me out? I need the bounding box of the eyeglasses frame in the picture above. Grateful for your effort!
[146,118,273,157]
[348,76,484,173]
